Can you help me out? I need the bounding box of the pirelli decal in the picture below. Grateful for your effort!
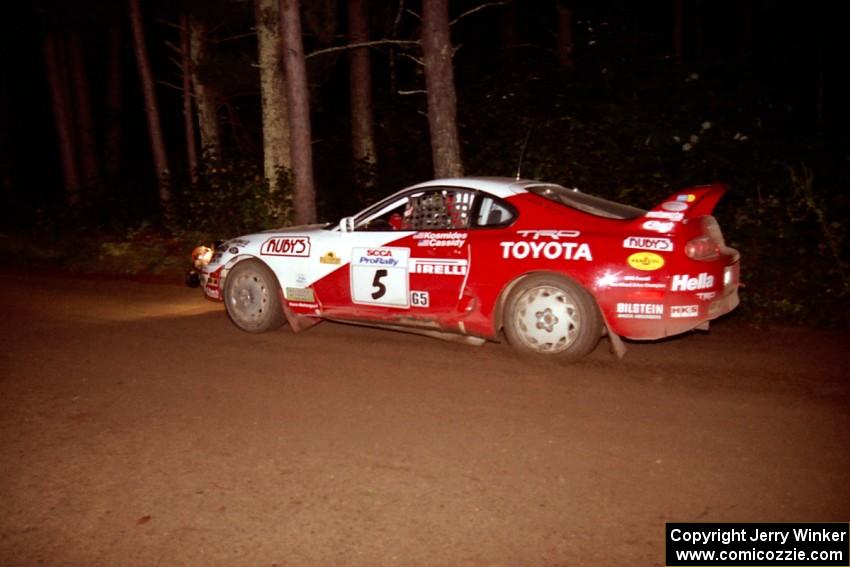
[409,258,468,276]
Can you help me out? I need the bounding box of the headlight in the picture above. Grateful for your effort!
[191,245,214,269]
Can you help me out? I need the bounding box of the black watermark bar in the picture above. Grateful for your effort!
[666,523,849,566]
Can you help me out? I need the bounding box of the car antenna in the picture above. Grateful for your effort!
[515,128,532,181]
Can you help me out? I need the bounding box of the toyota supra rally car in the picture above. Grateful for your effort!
[191,177,740,361]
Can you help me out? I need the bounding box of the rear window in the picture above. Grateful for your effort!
[527,184,645,220]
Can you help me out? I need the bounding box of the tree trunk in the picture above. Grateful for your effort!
[128,0,171,210]
[104,4,123,182]
[281,0,317,224]
[500,1,518,64]
[68,31,100,190]
[254,0,291,192]
[556,2,575,70]
[43,32,81,207]
[421,0,463,178]
[348,0,377,188]
[673,0,684,64]
[189,17,221,161]
[180,13,199,186]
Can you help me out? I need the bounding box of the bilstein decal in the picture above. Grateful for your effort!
[627,252,665,271]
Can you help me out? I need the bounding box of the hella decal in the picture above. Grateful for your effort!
[616,303,664,319]
[410,258,468,275]
[500,241,592,261]
[261,236,310,257]
[662,201,689,212]
[623,236,673,252]
[671,305,699,318]
[627,252,665,271]
[642,220,675,233]
[671,272,715,291]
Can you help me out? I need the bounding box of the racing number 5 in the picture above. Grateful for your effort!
[371,269,388,300]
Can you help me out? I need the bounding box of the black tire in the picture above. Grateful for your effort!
[223,259,286,333]
[503,273,602,361]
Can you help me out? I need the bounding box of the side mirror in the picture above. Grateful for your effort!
[338,216,355,233]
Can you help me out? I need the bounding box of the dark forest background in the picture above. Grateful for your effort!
[1,0,848,325]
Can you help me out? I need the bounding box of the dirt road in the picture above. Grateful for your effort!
[1,270,848,566]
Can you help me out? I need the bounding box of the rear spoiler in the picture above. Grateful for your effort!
[636,184,727,231]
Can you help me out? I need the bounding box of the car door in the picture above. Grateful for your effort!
[321,187,473,326]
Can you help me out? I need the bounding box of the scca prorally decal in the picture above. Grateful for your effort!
[501,241,592,261]
[410,258,468,275]
[413,232,466,247]
[671,272,715,291]
[261,236,311,257]
[642,220,675,233]
[616,303,664,319]
[516,229,581,240]
[645,210,684,222]
[671,305,699,318]
[623,236,674,252]
[355,248,406,268]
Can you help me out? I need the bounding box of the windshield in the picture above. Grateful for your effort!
[527,184,645,220]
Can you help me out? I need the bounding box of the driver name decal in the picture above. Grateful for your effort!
[261,236,311,257]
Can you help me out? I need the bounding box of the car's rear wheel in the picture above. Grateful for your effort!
[223,259,286,333]
[503,274,602,361]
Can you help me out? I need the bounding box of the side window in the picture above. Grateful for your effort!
[356,189,474,231]
[475,196,515,228]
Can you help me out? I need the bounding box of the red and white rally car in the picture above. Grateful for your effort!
[193,177,740,360]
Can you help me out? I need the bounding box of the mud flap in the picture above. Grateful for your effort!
[602,314,627,360]
[278,290,322,333]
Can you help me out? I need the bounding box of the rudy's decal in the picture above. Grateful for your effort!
[623,236,673,252]
[409,258,468,275]
[320,251,342,265]
[661,201,689,212]
[627,252,665,271]
[616,302,664,319]
[500,241,592,261]
[261,236,311,257]
[642,220,675,233]
[646,210,685,222]
[670,272,715,291]
[671,305,699,318]
[413,232,466,247]
[285,287,316,302]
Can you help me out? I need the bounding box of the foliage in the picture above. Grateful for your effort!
[173,158,295,238]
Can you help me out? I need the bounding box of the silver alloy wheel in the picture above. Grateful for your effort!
[228,270,271,327]
[223,259,285,333]
[510,284,579,353]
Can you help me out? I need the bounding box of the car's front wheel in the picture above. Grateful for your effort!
[503,274,602,361]
[223,259,286,333]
